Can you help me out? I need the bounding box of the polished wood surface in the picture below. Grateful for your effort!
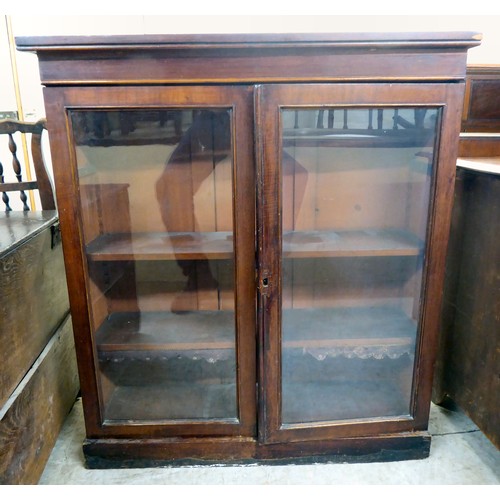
[0,210,56,254]
[21,33,476,464]
[459,135,500,157]
[459,65,500,156]
[462,66,500,132]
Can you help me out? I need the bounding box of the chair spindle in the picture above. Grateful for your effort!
[8,133,30,210]
[0,160,12,211]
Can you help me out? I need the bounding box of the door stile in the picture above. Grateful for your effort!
[255,85,285,442]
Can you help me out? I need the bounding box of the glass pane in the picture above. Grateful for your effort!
[69,109,236,422]
[280,107,439,424]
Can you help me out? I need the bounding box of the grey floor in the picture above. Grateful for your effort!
[39,398,499,485]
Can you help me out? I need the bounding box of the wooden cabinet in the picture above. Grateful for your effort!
[17,32,480,467]
[433,66,499,450]
[0,213,79,483]
[433,157,500,450]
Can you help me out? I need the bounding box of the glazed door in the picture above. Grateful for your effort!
[44,85,256,438]
[256,83,464,443]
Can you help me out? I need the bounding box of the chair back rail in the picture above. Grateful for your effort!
[0,118,56,211]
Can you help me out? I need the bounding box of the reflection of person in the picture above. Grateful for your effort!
[155,110,229,312]
[156,110,307,312]
[156,110,231,233]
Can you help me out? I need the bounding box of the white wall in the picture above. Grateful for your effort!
[7,14,500,123]
[2,14,499,208]
[0,20,16,113]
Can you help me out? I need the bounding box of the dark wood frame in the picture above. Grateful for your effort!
[17,32,480,466]
[257,83,465,444]
[42,85,257,439]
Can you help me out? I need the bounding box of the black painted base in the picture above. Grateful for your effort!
[83,432,431,469]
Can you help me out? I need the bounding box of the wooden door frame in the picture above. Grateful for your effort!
[43,84,257,439]
[256,82,464,444]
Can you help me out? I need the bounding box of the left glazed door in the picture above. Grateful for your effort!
[43,85,257,439]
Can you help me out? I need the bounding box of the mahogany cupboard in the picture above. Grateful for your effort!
[17,32,481,467]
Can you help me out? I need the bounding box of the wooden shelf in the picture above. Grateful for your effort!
[283,128,435,148]
[96,306,416,358]
[282,377,410,424]
[283,307,416,361]
[96,310,235,353]
[283,229,422,258]
[98,307,415,422]
[101,359,410,423]
[86,231,234,261]
[86,229,422,262]
[103,382,238,422]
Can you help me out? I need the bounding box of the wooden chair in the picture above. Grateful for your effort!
[0,118,56,212]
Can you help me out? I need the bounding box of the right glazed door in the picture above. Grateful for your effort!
[257,83,464,444]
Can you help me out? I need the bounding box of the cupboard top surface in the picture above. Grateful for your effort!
[16,31,482,51]
[16,32,481,86]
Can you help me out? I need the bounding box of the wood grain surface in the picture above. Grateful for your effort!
[0,316,79,484]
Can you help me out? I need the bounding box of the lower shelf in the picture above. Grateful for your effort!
[96,305,417,358]
[103,380,237,422]
[99,351,413,423]
[95,305,417,422]
[282,354,413,424]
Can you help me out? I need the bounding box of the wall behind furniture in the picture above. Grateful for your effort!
[2,14,499,208]
[8,14,500,118]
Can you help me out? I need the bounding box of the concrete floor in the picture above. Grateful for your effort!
[39,399,499,485]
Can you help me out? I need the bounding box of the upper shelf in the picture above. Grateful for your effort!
[85,229,422,262]
[86,231,234,261]
[282,229,422,258]
[283,128,436,148]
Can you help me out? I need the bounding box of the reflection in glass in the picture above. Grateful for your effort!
[280,107,439,424]
[70,109,237,422]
